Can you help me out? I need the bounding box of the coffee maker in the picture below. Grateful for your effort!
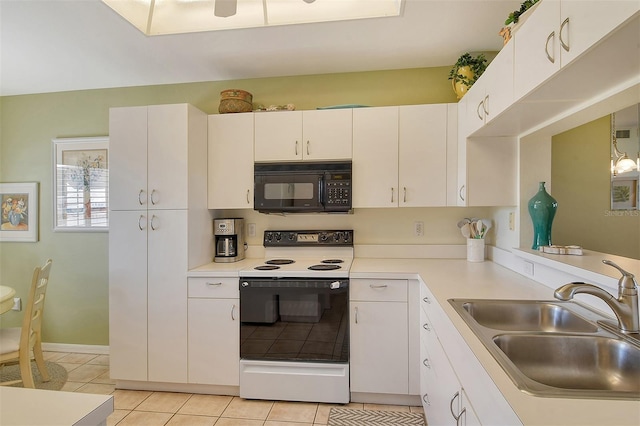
[214,218,246,263]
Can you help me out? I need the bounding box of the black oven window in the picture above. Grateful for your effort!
[240,286,349,363]
[264,182,314,200]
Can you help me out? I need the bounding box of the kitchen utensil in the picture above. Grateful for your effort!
[457,219,470,229]
[461,223,471,238]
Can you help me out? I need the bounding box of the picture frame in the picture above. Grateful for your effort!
[0,182,39,242]
[611,177,638,210]
[52,137,109,232]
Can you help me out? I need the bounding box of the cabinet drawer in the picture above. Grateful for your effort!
[188,277,239,298]
[350,279,407,302]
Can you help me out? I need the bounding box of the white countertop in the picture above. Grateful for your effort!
[189,257,640,426]
[0,387,113,425]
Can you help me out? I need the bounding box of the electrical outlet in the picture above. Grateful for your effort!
[12,297,21,311]
[248,223,256,237]
[508,212,515,231]
[523,261,534,276]
[414,221,424,237]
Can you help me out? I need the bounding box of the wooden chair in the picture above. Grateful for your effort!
[0,259,53,388]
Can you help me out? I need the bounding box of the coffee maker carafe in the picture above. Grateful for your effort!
[214,218,245,263]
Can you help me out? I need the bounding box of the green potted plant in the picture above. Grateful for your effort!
[448,52,487,99]
[505,0,540,26]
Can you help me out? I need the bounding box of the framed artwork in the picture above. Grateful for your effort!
[52,137,109,232]
[0,182,39,242]
[611,177,638,210]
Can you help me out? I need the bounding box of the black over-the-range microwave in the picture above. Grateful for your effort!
[254,161,352,213]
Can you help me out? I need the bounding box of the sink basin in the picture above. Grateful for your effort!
[493,334,640,395]
[448,298,640,399]
[461,300,598,333]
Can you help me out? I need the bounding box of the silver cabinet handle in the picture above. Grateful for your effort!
[369,284,388,289]
[138,190,145,205]
[246,189,250,204]
[231,304,237,321]
[423,358,431,369]
[476,100,484,120]
[423,296,431,304]
[403,187,407,203]
[295,140,299,156]
[545,31,556,63]
[138,215,145,230]
[355,306,359,324]
[423,322,431,331]
[423,393,431,406]
[150,215,158,231]
[391,187,394,203]
[150,189,158,205]
[459,185,465,202]
[483,95,489,116]
[306,140,310,155]
[560,17,570,52]
[207,282,223,287]
[450,391,460,421]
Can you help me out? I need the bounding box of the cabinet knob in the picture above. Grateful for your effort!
[246,189,250,204]
[138,190,145,205]
[423,296,431,304]
[423,358,431,369]
[423,323,431,331]
[403,187,407,203]
[423,393,431,406]
[150,189,158,205]
[231,304,237,321]
[138,215,146,230]
[150,215,158,231]
[391,187,395,203]
[306,140,310,155]
[355,306,359,324]
[295,141,299,156]
[459,185,465,202]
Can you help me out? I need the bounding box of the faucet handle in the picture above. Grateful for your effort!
[603,260,637,291]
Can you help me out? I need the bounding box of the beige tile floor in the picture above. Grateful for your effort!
[43,351,425,426]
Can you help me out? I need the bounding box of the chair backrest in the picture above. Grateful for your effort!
[20,259,53,351]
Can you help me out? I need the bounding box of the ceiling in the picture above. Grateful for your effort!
[0,0,521,97]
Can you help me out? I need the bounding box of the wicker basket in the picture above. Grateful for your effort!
[219,89,253,113]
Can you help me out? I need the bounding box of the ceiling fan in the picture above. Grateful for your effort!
[214,0,316,18]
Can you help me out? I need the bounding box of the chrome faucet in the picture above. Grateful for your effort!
[554,260,639,334]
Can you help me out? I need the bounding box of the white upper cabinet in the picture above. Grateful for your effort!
[514,0,638,100]
[353,106,399,208]
[254,109,352,162]
[109,104,203,211]
[398,104,448,207]
[208,114,254,209]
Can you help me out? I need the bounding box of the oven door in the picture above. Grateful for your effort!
[239,278,349,363]
[254,172,323,213]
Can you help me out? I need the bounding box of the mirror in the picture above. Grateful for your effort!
[611,104,639,210]
[551,104,640,260]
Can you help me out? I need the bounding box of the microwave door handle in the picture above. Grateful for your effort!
[319,176,325,208]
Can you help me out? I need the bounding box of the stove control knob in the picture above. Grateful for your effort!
[288,233,295,241]
[320,233,328,242]
[334,232,341,242]
[265,232,273,242]
[275,232,282,241]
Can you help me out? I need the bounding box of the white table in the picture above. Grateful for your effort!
[0,387,114,425]
[0,285,16,314]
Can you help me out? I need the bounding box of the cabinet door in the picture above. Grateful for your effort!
[399,104,447,207]
[350,301,408,394]
[483,42,514,124]
[302,109,352,160]
[109,106,148,211]
[108,210,148,381]
[420,308,461,426]
[147,209,188,383]
[208,114,254,209]
[188,298,239,386]
[353,107,399,207]
[559,0,640,67]
[460,389,482,426]
[514,0,561,100]
[461,79,487,136]
[254,111,303,161]
[147,104,190,210]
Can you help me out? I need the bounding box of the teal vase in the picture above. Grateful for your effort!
[528,182,558,250]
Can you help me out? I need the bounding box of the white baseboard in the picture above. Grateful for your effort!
[42,343,109,355]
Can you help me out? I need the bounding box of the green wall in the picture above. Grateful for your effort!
[0,67,457,345]
[552,116,640,259]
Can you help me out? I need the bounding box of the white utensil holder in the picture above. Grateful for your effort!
[467,238,485,262]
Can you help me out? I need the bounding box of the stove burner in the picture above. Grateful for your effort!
[265,259,295,265]
[321,259,344,264]
[308,264,341,271]
[255,265,280,270]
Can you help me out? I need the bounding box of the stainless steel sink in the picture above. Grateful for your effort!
[449,298,640,400]
[461,300,598,332]
[493,334,640,394]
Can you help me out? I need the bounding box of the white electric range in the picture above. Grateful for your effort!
[238,230,353,404]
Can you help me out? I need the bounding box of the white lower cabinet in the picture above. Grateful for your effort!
[420,306,479,425]
[350,279,411,395]
[419,283,521,425]
[187,277,239,386]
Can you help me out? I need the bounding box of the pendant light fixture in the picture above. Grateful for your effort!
[611,112,638,176]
